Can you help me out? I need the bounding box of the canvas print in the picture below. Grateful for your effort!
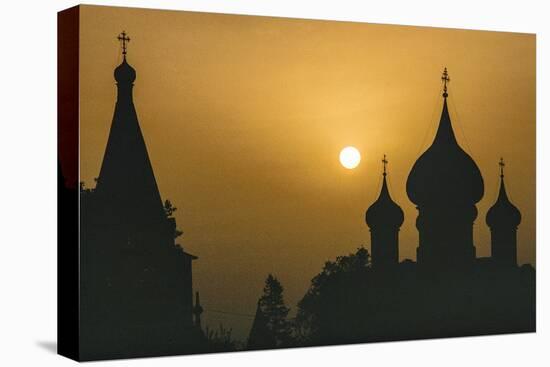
[57,5,536,361]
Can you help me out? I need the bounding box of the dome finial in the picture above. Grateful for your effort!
[117,31,131,59]
[365,153,404,230]
[486,157,521,230]
[114,31,136,84]
[441,67,450,98]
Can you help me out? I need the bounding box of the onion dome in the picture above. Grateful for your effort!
[114,58,136,84]
[366,155,405,229]
[114,31,136,84]
[486,158,521,228]
[406,69,484,206]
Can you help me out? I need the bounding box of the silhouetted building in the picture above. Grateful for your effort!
[365,155,404,269]
[58,160,79,357]
[406,69,484,271]
[80,32,200,358]
[486,158,522,267]
[295,68,534,349]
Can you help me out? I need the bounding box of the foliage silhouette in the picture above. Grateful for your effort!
[294,247,535,347]
[248,274,293,349]
[296,247,371,345]
[164,199,177,217]
[164,199,184,239]
[205,324,238,352]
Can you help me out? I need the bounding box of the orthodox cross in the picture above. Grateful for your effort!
[499,157,505,178]
[117,31,130,57]
[442,67,450,98]
[382,154,388,176]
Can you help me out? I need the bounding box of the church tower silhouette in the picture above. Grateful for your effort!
[486,158,522,267]
[80,32,201,359]
[95,31,165,226]
[406,69,484,271]
[365,155,404,269]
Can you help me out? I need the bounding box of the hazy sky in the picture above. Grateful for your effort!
[79,5,535,340]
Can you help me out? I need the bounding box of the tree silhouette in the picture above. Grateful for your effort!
[164,199,183,239]
[296,247,371,344]
[247,300,276,350]
[294,246,535,347]
[205,324,238,352]
[253,274,292,348]
[163,199,177,217]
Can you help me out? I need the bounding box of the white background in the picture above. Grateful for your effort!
[0,0,547,365]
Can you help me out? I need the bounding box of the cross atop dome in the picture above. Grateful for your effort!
[499,157,505,178]
[486,157,522,267]
[406,68,484,270]
[365,153,404,268]
[117,31,130,58]
[382,154,388,177]
[114,31,136,84]
[441,67,450,98]
[98,32,161,221]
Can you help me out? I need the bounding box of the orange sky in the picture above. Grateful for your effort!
[78,5,535,340]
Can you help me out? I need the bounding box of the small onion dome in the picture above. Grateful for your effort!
[486,174,521,228]
[366,175,404,229]
[114,58,136,84]
[406,98,484,206]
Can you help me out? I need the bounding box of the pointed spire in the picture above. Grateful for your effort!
[497,157,510,201]
[379,154,391,199]
[379,154,390,198]
[432,68,457,145]
[96,34,164,225]
[433,96,458,145]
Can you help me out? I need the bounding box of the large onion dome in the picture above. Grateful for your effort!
[486,159,521,228]
[406,71,484,206]
[366,157,404,229]
[114,57,136,84]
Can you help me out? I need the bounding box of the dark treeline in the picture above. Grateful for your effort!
[247,248,535,350]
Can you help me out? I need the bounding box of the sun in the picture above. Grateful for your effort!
[339,146,361,169]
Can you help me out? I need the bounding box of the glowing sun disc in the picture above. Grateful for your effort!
[340,146,361,169]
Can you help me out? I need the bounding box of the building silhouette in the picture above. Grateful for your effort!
[486,158,522,267]
[366,68,521,273]
[80,32,202,359]
[365,155,404,269]
[405,68,484,271]
[58,160,79,357]
[364,69,528,274]
[309,86,535,343]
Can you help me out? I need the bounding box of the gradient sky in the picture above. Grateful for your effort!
[79,5,535,340]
